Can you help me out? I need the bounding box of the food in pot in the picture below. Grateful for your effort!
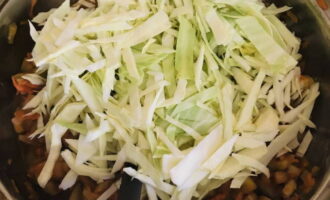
[9,0,320,199]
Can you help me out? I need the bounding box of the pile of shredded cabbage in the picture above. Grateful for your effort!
[25,0,319,199]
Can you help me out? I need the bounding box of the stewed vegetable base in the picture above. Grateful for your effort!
[6,0,321,199]
[11,54,318,199]
[206,154,318,200]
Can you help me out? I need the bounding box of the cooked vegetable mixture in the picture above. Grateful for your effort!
[11,0,320,199]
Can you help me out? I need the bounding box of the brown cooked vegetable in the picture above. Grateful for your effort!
[94,180,112,194]
[24,181,39,200]
[299,158,309,168]
[10,62,320,200]
[12,73,43,95]
[11,109,39,134]
[80,177,99,200]
[80,176,116,200]
[29,0,38,17]
[34,145,47,158]
[311,166,320,175]
[256,175,281,199]
[299,75,314,90]
[286,11,299,23]
[241,177,257,194]
[28,161,45,180]
[281,154,299,166]
[82,187,99,200]
[234,192,244,200]
[288,194,301,200]
[209,193,228,200]
[258,196,271,200]
[52,158,70,181]
[69,184,83,200]
[274,171,288,184]
[282,180,297,198]
[287,165,302,179]
[300,170,315,194]
[44,181,61,195]
[244,193,258,200]
[269,159,290,170]
[21,53,36,73]
[224,154,319,200]
[27,157,69,182]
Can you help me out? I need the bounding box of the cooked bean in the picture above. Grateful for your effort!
[69,184,83,200]
[274,171,288,184]
[34,146,46,158]
[241,178,257,194]
[299,75,314,89]
[259,175,271,185]
[21,53,36,73]
[80,177,102,200]
[94,180,112,193]
[244,193,258,200]
[282,154,299,165]
[82,186,99,200]
[282,179,297,198]
[44,181,60,195]
[109,192,118,200]
[288,193,300,200]
[80,176,96,190]
[299,158,309,168]
[300,171,315,194]
[218,181,231,197]
[287,165,302,179]
[256,175,281,200]
[19,134,36,145]
[258,196,271,200]
[79,177,117,200]
[52,158,70,181]
[24,181,39,200]
[11,109,39,134]
[234,192,244,200]
[269,159,289,170]
[287,11,299,23]
[311,166,320,175]
[210,193,228,200]
[28,161,45,179]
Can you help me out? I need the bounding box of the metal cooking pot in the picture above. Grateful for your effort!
[0,0,329,199]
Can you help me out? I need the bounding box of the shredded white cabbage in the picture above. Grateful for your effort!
[297,130,313,157]
[59,170,78,190]
[26,0,319,198]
